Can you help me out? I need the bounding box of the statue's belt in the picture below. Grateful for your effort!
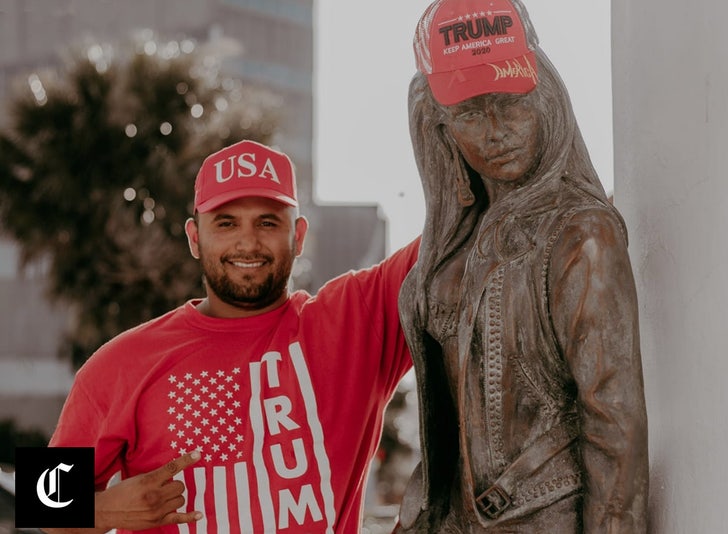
[475,419,579,520]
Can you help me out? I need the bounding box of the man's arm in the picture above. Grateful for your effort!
[42,451,203,534]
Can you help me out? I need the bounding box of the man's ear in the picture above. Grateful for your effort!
[185,217,200,259]
[294,216,309,257]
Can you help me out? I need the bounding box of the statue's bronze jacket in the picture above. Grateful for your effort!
[398,176,648,532]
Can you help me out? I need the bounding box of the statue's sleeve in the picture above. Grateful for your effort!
[548,208,648,533]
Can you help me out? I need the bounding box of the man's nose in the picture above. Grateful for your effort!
[234,226,259,250]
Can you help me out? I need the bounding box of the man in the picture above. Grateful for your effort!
[46,140,418,533]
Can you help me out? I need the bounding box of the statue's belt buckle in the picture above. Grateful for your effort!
[476,484,512,519]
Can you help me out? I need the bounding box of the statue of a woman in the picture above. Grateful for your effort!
[397,0,648,531]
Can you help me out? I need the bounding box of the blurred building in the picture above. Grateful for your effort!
[303,203,388,290]
[0,240,73,437]
[0,0,387,436]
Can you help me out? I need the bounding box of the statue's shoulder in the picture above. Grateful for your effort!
[530,177,628,264]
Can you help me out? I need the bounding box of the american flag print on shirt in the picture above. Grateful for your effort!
[166,367,245,462]
[165,342,336,533]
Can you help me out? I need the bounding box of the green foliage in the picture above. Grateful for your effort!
[0,39,280,368]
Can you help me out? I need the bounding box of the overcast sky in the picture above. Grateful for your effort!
[314,1,612,251]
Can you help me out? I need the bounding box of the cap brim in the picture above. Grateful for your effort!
[427,51,538,106]
[196,189,298,213]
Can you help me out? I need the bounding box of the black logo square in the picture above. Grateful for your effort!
[14,447,95,528]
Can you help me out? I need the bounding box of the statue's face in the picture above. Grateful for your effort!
[444,92,543,185]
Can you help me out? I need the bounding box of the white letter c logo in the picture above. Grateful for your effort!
[36,463,74,508]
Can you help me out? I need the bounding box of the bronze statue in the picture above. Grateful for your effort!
[396,0,648,532]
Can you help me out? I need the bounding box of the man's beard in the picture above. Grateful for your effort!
[199,246,295,312]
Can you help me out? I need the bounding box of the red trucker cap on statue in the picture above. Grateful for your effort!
[414,0,538,106]
[194,140,298,213]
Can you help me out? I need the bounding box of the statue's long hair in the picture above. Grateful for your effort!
[401,37,612,341]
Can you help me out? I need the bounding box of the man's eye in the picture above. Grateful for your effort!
[216,221,234,228]
[259,221,277,228]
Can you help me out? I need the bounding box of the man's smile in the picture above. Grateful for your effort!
[230,260,266,269]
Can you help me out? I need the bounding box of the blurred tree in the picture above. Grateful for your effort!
[0,36,280,368]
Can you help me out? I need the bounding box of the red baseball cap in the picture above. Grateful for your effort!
[194,140,298,213]
[414,0,538,106]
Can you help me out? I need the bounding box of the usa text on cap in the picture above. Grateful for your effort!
[194,140,298,213]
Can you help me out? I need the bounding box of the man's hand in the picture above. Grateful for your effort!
[43,450,203,533]
[94,450,203,532]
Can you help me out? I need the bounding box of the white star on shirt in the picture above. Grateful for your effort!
[164,366,247,463]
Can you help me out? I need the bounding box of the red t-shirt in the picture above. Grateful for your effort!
[50,239,419,533]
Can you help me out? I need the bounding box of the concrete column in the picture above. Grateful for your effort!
[612,1,728,531]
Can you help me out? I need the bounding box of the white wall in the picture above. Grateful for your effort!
[612,1,728,531]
